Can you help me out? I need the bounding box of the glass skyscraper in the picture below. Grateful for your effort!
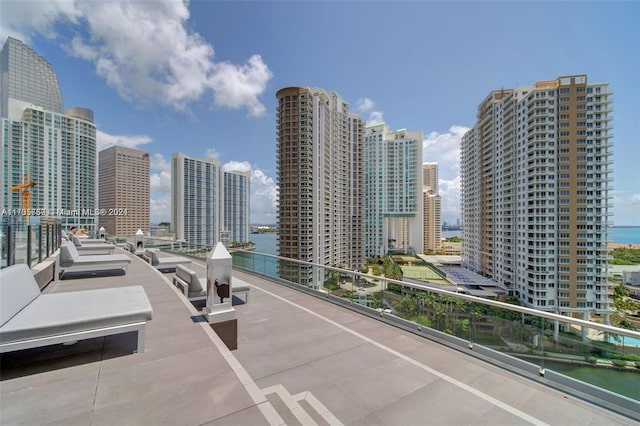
[1,37,96,231]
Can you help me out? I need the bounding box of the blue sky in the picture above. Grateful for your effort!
[2,1,639,225]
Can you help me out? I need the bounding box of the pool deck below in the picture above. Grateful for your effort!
[0,251,636,425]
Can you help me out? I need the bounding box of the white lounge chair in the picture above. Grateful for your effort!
[0,264,152,353]
[143,248,191,272]
[172,264,250,303]
[72,234,111,246]
[59,243,130,278]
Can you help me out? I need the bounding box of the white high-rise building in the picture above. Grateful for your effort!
[364,123,423,257]
[276,87,365,286]
[461,75,613,318]
[222,169,250,244]
[171,153,251,246]
[1,37,96,232]
[171,153,221,246]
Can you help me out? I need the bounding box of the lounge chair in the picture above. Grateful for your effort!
[59,243,130,278]
[173,264,250,303]
[126,241,145,256]
[0,264,152,353]
[72,234,111,246]
[143,248,191,272]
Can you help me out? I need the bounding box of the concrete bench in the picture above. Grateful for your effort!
[59,243,130,279]
[126,241,145,256]
[143,248,191,273]
[172,264,250,303]
[0,264,152,354]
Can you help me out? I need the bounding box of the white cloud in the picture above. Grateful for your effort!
[150,153,171,173]
[205,148,221,160]
[0,1,81,42]
[422,125,469,180]
[223,161,251,173]
[613,192,640,227]
[439,176,461,224]
[150,193,171,223]
[150,153,171,195]
[250,168,277,224]
[209,55,273,116]
[355,97,384,124]
[423,125,470,222]
[3,0,273,116]
[356,98,375,112]
[96,130,153,151]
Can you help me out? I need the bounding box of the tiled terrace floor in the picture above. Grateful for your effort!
[1,250,636,425]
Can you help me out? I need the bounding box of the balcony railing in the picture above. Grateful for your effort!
[1,216,62,270]
[225,250,640,418]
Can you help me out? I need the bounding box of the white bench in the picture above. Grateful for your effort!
[59,243,130,278]
[172,264,250,303]
[143,248,191,273]
[1,264,152,354]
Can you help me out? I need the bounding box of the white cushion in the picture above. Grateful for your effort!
[0,264,41,327]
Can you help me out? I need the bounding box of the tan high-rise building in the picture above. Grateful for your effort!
[422,162,439,192]
[461,75,613,319]
[422,163,442,254]
[98,146,150,236]
[276,87,365,287]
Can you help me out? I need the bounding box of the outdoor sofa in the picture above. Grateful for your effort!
[59,242,130,278]
[143,248,191,273]
[172,264,250,303]
[0,264,152,354]
[72,234,112,246]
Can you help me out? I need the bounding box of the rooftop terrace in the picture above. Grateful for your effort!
[1,250,637,425]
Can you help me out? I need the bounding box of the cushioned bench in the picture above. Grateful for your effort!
[75,245,115,255]
[172,264,250,303]
[126,241,145,255]
[72,235,110,246]
[143,248,191,273]
[0,264,153,353]
[59,243,130,278]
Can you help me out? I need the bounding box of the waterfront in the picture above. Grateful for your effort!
[543,361,640,401]
[249,232,277,255]
[249,227,640,256]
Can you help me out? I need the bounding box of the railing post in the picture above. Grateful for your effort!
[27,224,32,266]
[7,225,14,266]
[46,224,50,257]
[38,224,43,263]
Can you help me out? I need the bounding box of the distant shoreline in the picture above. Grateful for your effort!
[609,242,640,250]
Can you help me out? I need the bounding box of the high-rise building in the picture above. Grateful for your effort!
[276,87,365,286]
[422,162,442,254]
[1,37,96,231]
[364,123,423,257]
[222,169,250,244]
[1,37,63,118]
[98,146,150,236]
[461,75,613,319]
[171,153,221,246]
[422,162,439,192]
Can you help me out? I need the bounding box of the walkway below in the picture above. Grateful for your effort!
[1,251,636,425]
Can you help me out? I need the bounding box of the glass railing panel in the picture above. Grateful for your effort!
[1,216,61,270]
[30,222,40,267]
[230,250,640,407]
